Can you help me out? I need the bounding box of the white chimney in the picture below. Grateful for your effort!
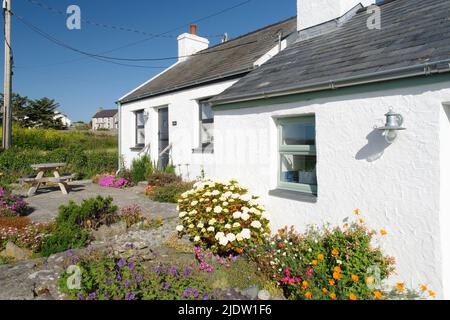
[297,0,375,31]
[177,24,209,62]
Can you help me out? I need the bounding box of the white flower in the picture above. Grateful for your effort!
[188,224,194,229]
[241,228,251,240]
[240,194,252,202]
[224,191,233,198]
[197,223,204,228]
[214,206,223,214]
[176,225,184,232]
[212,190,220,196]
[207,226,215,232]
[226,233,236,242]
[242,207,250,214]
[194,236,201,242]
[337,260,343,265]
[176,206,180,211]
[206,207,212,213]
[232,193,240,199]
[236,233,244,241]
[233,211,242,219]
[191,200,198,206]
[222,202,229,207]
[251,221,262,229]
[241,213,250,221]
[179,212,187,218]
[219,237,229,246]
[224,224,231,229]
[215,232,225,240]
[233,222,241,228]
[208,218,217,225]
[189,210,197,216]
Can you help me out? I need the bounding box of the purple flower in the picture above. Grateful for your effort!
[106,278,113,286]
[117,274,122,282]
[169,265,178,276]
[88,292,96,300]
[135,274,143,285]
[193,290,199,298]
[202,292,209,300]
[183,266,192,278]
[162,282,171,291]
[182,289,191,298]
[126,292,136,300]
[128,261,135,271]
[70,257,79,264]
[117,259,126,269]
[124,280,130,289]
[66,250,74,257]
[77,293,84,300]
[153,265,165,274]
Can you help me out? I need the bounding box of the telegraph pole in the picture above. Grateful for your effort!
[2,0,12,149]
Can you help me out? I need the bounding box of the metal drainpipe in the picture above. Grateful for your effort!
[117,102,122,174]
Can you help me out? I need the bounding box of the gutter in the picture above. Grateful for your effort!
[211,59,450,106]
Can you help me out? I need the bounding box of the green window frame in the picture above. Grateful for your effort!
[277,116,317,195]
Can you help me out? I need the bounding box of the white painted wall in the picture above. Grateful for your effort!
[177,33,209,62]
[119,79,239,179]
[297,0,375,30]
[440,103,450,299]
[213,80,450,298]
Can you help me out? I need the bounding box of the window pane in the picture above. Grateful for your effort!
[280,154,317,186]
[136,111,145,126]
[137,128,145,145]
[201,122,214,144]
[201,102,214,121]
[281,120,315,145]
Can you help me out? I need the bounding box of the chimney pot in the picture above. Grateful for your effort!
[190,24,197,35]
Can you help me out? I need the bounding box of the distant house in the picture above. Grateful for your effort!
[92,109,118,131]
[54,112,72,129]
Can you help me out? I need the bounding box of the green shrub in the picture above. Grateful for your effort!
[148,172,181,187]
[130,155,154,183]
[150,182,193,204]
[59,253,212,300]
[40,223,89,257]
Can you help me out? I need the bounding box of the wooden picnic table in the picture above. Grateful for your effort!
[24,163,75,196]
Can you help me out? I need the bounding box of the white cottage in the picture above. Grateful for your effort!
[210,0,450,298]
[118,19,297,175]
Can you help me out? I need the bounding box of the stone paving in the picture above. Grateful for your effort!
[14,180,178,223]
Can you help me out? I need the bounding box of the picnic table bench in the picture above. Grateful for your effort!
[20,163,75,196]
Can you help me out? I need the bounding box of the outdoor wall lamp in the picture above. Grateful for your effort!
[377,107,406,144]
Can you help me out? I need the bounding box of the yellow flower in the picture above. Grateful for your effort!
[354,209,360,215]
[366,276,375,285]
[343,223,349,228]
[322,288,328,293]
[351,274,359,282]
[380,229,388,236]
[396,282,405,292]
[420,284,428,292]
[428,290,436,298]
[333,272,341,280]
[334,266,342,273]
[349,293,357,301]
[359,218,364,224]
[317,254,325,261]
[312,260,318,266]
[331,249,339,256]
[330,293,337,300]
[305,292,312,299]
[329,279,336,286]
[373,291,383,300]
[302,280,309,289]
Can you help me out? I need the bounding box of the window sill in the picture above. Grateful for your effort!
[130,146,144,152]
[269,188,317,203]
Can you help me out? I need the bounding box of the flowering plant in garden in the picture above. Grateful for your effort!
[0,218,52,253]
[194,246,239,273]
[0,188,29,216]
[98,175,130,189]
[119,204,163,229]
[249,210,436,300]
[59,251,211,300]
[176,179,270,255]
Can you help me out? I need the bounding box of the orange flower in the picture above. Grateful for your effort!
[333,272,341,280]
[380,229,388,236]
[349,293,357,301]
[428,290,436,298]
[420,284,428,292]
[305,292,312,299]
[396,282,405,292]
[366,276,375,285]
[351,274,359,282]
[312,260,318,266]
[329,279,336,286]
[334,266,342,273]
[302,280,309,290]
[354,209,360,215]
[373,291,383,300]
[331,249,339,256]
[322,288,328,293]
[317,254,325,261]
[329,293,337,300]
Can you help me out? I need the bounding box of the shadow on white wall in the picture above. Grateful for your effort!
[355,129,391,162]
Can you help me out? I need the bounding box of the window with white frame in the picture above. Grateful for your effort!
[199,100,214,150]
[277,116,317,195]
[135,110,145,147]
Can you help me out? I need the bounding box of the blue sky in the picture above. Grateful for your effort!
[2,0,295,122]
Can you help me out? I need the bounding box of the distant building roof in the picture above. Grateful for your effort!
[212,0,450,105]
[93,109,118,118]
[119,16,297,104]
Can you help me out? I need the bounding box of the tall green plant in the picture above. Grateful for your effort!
[130,155,154,183]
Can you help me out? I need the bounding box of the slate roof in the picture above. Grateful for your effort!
[211,0,450,104]
[93,109,118,119]
[119,17,297,104]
